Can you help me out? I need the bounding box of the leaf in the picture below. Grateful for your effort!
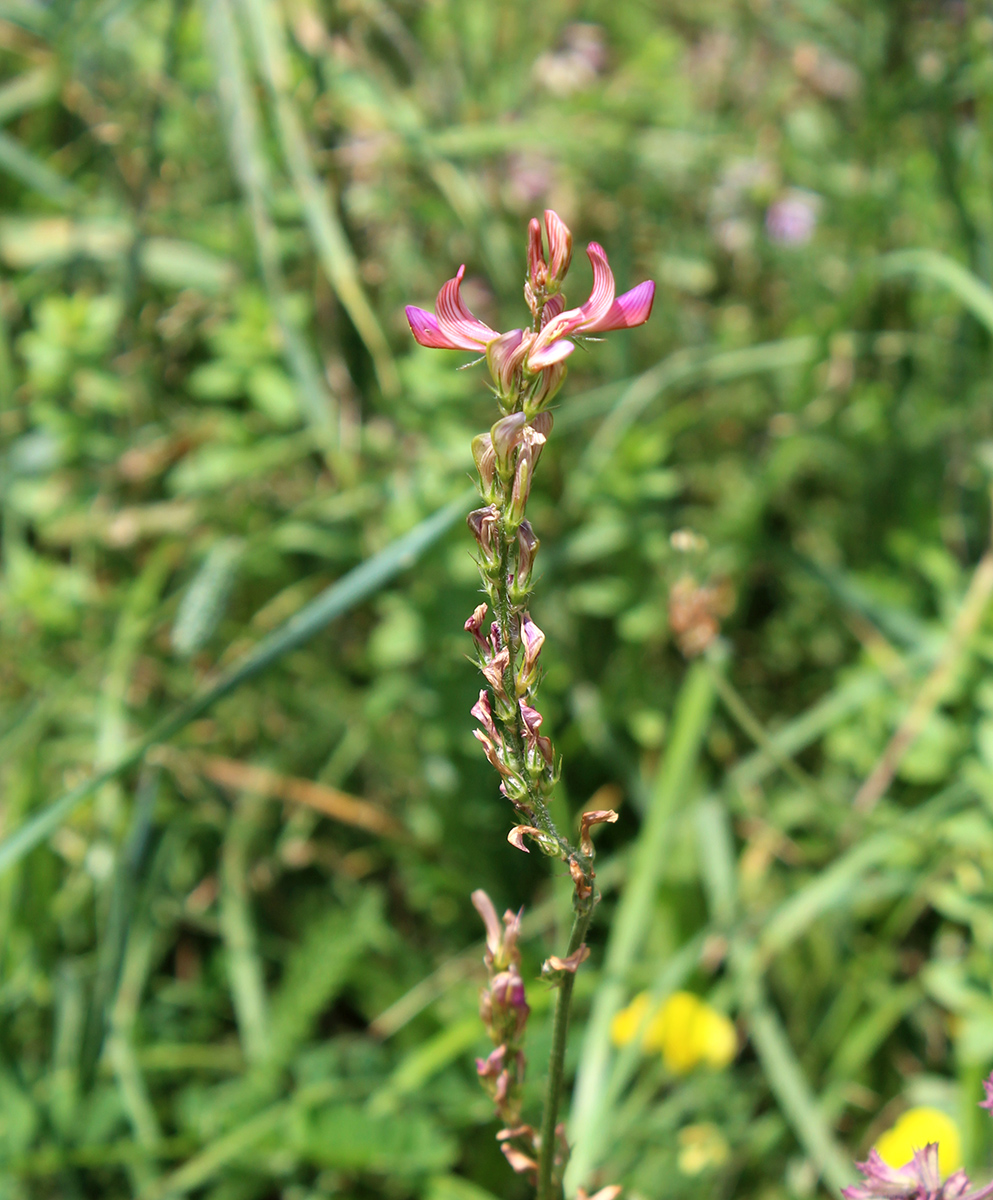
[295,1104,456,1175]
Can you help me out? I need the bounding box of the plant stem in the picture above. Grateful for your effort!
[536,902,594,1200]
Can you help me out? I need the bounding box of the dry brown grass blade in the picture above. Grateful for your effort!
[191,754,404,838]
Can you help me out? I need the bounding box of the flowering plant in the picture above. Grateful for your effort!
[407,211,653,1200]
[843,1074,993,1200]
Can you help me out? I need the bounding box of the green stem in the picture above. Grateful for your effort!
[487,465,567,853]
[536,902,594,1200]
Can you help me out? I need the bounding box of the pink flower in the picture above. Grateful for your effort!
[843,1146,984,1200]
[406,264,497,351]
[527,241,655,369]
[405,218,655,386]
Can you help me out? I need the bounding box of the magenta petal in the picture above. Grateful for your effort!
[406,306,457,349]
[528,338,575,370]
[576,242,616,328]
[435,264,498,350]
[584,280,655,332]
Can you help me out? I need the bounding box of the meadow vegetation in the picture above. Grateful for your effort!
[3,2,993,1199]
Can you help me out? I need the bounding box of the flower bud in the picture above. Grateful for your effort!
[464,603,489,652]
[491,412,528,476]
[511,521,539,603]
[480,646,511,702]
[474,728,513,777]
[505,453,533,530]
[467,505,501,568]
[527,360,567,412]
[519,700,554,770]
[527,217,547,291]
[517,613,545,693]
[544,210,573,282]
[472,433,496,496]
[471,689,499,739]
[491,965,530,1039]
[486,328,528,401]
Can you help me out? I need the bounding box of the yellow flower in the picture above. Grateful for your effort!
[677,1122,730,1175]
[875,1107,962,1178]
[610,990,737,1073]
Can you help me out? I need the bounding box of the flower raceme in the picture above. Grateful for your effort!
[433,212,647,1200]
[405,211,654,406]
[407,210,652,850]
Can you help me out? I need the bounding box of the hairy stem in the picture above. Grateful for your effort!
[536,901,594,1200]
[487,467,567,853]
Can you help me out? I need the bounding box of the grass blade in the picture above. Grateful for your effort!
[203,0,336,435]
[881,249,993,337]
[0,128,79,205]
[565,659,717,1192]
[237,0,400,398]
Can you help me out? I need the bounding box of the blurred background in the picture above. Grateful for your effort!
[4,1,993,1198]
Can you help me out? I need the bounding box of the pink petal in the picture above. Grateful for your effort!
[576,242,616,328]
[406,306,458,349]
[544,209,573,279]
[435,264,498,350]
[583,279,655,332]
[527,242,615,352]
[528,338,575,371]
[471,889,503,958]
[540,294,565,327]
[527,218,545,281]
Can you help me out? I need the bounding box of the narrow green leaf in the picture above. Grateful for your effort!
[881,249,993,337]
[0,128,79,205]
[566,659,717,1192]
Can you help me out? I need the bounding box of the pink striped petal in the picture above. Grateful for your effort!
[544,210,573,280]
[528,242,616,351]
[406,306,459,349]
[540,294,565,327]
[528,218,545,282]
[583,280,655,332]
[435,264,498,350]
[528,338,575,371]
[576,243,616,328]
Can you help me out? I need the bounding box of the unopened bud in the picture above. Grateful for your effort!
[491,412,528,475]
[464,602,489,651]
[471,689,499,739]
[519,701,554,771]
[472,433,496,496]
[544,209,573,282]
[507,454,532,529]
[486,328,528,401]
[517,613,545,693]
[527,360,568,412]
[480,646,511,701]
[512,521,539,602]
[467,505,501,568]
[527,217,547,292]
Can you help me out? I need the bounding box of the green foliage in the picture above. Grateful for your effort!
[4,1,993,1199]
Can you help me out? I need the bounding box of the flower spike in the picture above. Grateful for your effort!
[410,211,655,1193]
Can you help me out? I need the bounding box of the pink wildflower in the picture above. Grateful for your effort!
[405,264,497,351]
[405,213,654,389]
